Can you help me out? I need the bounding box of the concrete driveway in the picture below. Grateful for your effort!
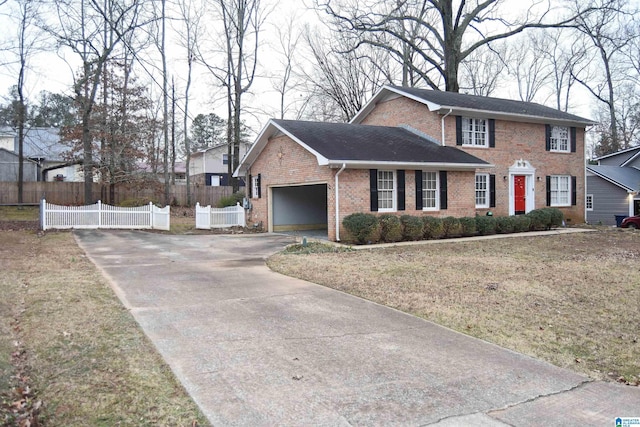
[74,230,639,426]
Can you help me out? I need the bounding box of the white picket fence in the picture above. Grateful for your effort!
[195,202,245,229]
[40,199,170,231]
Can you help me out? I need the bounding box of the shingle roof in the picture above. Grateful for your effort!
[0,126,64,160]
[391,86,592,123]
[272,119,490,166]
[351,85,595,126]
[587,165,640,191]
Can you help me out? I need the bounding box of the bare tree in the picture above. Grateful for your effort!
[506,32,553,102]
[303,29,390,122]
[571,0,639,153]
[46,0,149,203]
[199,0,267,193]
[270,12,304,119]
[316,0,584,92]
[459,42,507,97]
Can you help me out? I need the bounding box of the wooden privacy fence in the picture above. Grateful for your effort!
[195,202,245,229]
[40,199,170,231]
[0,181,232,206]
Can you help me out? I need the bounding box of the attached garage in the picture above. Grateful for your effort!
[270,184,328,232]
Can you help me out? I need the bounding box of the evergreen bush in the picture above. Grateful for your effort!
[495,216,515,234]
[379,214,403,242]
[216,191,245,208]
[342,213,379,244]
[459,217,477,236]
[442,216,462,237]
[422,216,445,239]
[400,215,424,241]
[475,216,497,235]
[513,215,531,232]
[526,208,552,230]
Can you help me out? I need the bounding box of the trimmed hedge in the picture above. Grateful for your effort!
[423,216,445,239]
[342,213,379,244]
[459,217,477,237]
[476,216,497,235]
[442,216,462,238]
[342,210,566,245]
[401,215,424,241]
[379,214,403,242]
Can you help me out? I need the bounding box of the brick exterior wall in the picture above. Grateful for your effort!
[361,97,586,223]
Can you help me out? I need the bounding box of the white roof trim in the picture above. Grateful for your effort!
[327,160,494,170]
[586,166,635,192]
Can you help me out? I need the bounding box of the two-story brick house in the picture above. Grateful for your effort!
[235,86,594,241]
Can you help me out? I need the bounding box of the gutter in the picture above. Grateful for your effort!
[441,108,453,146]
[334,163,346,241]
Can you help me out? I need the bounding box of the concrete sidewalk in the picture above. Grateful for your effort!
[75,230,639,426]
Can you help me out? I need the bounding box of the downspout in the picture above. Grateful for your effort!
[441,108,453,146]
[334,163,346,241]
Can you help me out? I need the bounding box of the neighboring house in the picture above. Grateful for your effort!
[586,146,640,225]
[138,161,187,184]
[0,126,72,181]
[235,85,594,241]
[189,143,251,187]
[0,147,40,181]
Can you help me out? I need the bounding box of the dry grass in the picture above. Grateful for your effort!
[268,228,640,384]
[0,230,207,426]
[0,206,39,221]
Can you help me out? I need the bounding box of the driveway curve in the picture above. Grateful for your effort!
[74,230,639,426]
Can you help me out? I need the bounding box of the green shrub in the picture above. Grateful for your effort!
[526,208,552,230]
[401,215,424,241]
[495,216,515,234]
[119,197,158,207]
[342,213,380,244]
[459,217,477,236]
[379,214,403,242]
[545,208,564,228]
[422,216,445,239]
[513,215,531,232]
[216,191,245,208]
[475,216,497,235]
[442,216,462,238]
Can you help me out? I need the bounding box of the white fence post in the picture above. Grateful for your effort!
[40,198,46,230]
[149,201,153,228]
[97,200,102,228]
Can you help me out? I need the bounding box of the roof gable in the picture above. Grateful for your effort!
[587,165,640,192]
[352,85,595,127]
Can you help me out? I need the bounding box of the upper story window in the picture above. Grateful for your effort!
[223,153,229,165]
[462,117,488,147]
[550,126,569,152]
[422,171,439,210]
[251,174,260,199]
[377,170,396,211]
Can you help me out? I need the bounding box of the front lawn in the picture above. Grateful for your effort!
[268,228,640,384]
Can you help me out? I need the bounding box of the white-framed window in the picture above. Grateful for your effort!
[475,173,489,208]
[377,170,396,211]
[462,117,488,147]
[550,126,570,152]
[422,171,439,210]
[251,175,260,199]
[586,194,593,211]
[550,175,571,206]
[223,153,229,165]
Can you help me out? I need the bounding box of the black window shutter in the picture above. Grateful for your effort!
[570,127,577,152]
[571,176,577,206]
[397,170,406,211]
[546,175,551,206]
[369,169,378,212]
[415,170,423,210]
[545,124,551,151]
[257,174,261,198]
[248,174,252,198]
[439,171,448,210]
[456,116,462,146]
[489,174,496,208]
[489,119,495,148]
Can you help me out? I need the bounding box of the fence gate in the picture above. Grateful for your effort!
[195,202,245,229]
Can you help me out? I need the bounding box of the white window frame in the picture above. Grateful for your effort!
[550,126,570,152]
[462,117,488,147]
[377,170,396,212]
[550,175,571,207]
[422,171,439,211]
[222,153,229,165]
[586,194,593,211]
[475,173,490,208]
[251,175,260,199]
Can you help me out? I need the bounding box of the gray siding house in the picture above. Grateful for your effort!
[0,147,40,181]
[586,146,640,225]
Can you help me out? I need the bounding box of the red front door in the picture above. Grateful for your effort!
[514,175,526,215]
